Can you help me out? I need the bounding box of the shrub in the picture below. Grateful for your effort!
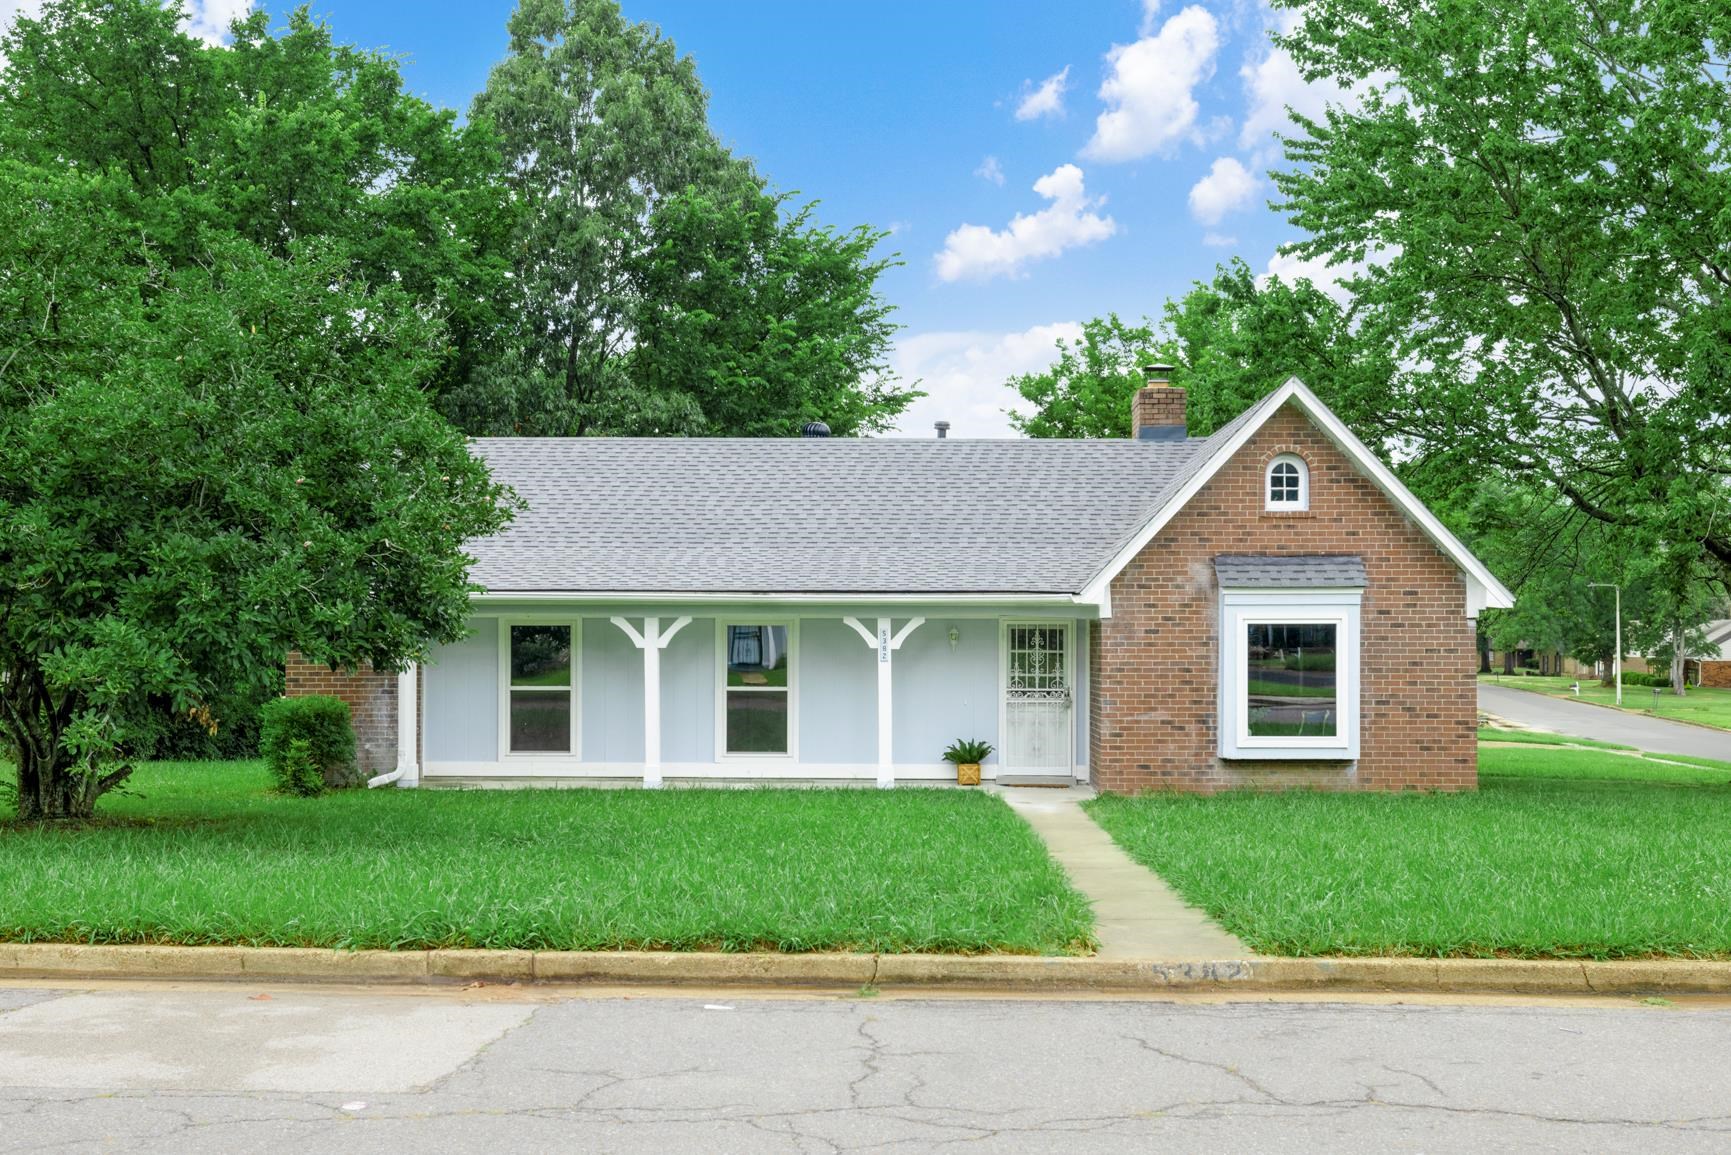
[942,738,995,765]
[259,695,357,796]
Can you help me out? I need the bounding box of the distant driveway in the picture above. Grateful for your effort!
[1479,683,1730,760]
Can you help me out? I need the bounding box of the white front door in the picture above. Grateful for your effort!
[1002,623,1073,776]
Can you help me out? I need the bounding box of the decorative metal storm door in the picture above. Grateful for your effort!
[1003,624,1072,775]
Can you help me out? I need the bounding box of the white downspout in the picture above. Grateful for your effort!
[368,663,419,788]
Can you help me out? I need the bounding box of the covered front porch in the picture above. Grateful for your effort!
[415,599,1097,788]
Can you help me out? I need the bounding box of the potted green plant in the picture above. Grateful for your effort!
[942,738,993,786]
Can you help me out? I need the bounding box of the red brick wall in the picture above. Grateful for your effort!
[1698,661,1731,689]
[1090,402,1479,794]
[284,653,398,775]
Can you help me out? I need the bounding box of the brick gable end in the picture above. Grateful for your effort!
[1089,403,1478,793]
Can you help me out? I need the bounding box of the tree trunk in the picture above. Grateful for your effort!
[1502,650,1515,675]
[1672,624,1688,695]
[11,746,127,821]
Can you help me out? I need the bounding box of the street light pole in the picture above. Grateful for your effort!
[1589,582,1622,706]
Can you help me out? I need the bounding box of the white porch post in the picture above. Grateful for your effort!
[843,616,925,788]
[611,616,692,789]
[395,663,419,787]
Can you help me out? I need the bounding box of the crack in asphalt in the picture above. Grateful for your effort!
[7,994,1731,1151]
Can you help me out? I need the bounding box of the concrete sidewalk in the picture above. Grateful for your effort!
[994,786,1252,961]
[1479,683,1730,760]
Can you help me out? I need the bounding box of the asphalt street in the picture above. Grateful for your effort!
[1479,681,1730,759]
[2,981,1728,1152]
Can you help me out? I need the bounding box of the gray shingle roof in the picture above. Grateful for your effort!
[467,436,1216,595]
[1214,555,1368,588]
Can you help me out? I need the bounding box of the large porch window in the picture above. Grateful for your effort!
[720,623,793,755]
[506,623,575,753]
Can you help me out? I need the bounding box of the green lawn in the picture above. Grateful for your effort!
[1085,745,1731,960]
[1474,726,1634,751]
[0,761,1094,955]
[1480,673,1731,731]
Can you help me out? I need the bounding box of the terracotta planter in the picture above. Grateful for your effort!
[955,762,981,786]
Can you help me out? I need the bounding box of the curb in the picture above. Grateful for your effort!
[4,944,1731,995]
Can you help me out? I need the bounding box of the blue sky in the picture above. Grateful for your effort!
[6,0,1351,435]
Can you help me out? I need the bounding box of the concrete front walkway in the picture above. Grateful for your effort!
[1479,683,1731,760]
[994,786,1252,961]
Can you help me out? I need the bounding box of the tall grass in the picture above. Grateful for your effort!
[1086,746,1731,959]
[0,761,1094,955]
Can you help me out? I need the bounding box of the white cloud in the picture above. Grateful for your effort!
[0,0,41,61]
[1239,45,1349,159]
[1139,0,1163,36]
[2,0,249,55]
[0,0,40,30]
[1187,156,1259,225]
[1202,232,1238,247]
[974,155,1005,186]
[1237,5,1391,163]
[934,163,1117,282]
[1261,242,1397,304]
[181,0,252,45]
[1083,5,1221,162]
[1014,66,1070,121]
[890,322,1084,438]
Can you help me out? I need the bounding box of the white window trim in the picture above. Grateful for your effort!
[498,617,580,759]
[997,618,1076,776]
[1218,589,1359,760]
[714,618,799,760]
[1265,454,1309,511]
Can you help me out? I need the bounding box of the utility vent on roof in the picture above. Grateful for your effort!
[801,421,831,438]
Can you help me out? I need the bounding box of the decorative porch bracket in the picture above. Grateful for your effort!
[842,616,926,788]
[611,615,693,789]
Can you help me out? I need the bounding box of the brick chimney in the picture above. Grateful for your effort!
[1131,364,1186,441]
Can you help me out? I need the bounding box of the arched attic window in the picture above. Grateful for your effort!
[1266,455,1309,511]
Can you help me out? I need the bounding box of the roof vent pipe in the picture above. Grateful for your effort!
[934,421,950,440]
[801,421,831,438]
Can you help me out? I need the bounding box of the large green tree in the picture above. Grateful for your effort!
[459,0,911,437]
[631,188,911,437]
[0,0,512,402]
[1007,266,1392,446]
[1006,315,1172,439]
[1270,0,1731,584]
[0,159,512,820]
[1163,259,1397,443]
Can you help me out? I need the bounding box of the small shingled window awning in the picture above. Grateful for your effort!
[1214,555,1368,588]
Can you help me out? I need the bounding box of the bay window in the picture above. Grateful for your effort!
[1219,591,1360,759]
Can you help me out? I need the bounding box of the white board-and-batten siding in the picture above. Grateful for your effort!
[417,612,1086,782]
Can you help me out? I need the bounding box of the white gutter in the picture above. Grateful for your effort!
[468,590,1097,607]
[367,664,420,789]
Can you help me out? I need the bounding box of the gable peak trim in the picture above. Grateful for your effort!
[1077,376,1514,616]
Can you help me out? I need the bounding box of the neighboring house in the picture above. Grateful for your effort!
[288,372,1513,793]
[1689,620,1731,688]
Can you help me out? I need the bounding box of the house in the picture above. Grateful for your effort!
[1688,620,1731,688]
[286,372,1513,793]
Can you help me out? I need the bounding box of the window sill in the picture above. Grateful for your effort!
[1259,509,1315,519]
